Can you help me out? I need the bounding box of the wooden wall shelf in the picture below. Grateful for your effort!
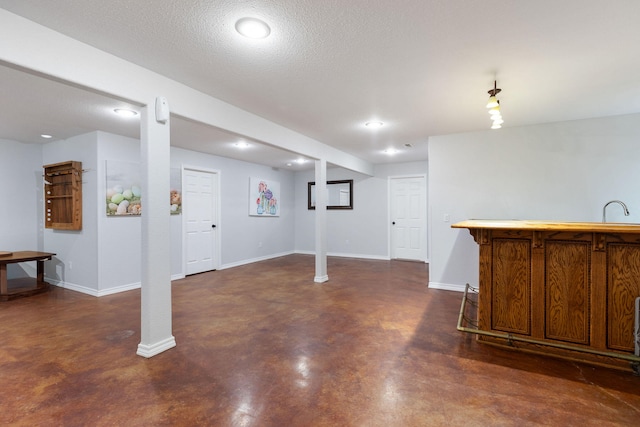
[44,161,82,230]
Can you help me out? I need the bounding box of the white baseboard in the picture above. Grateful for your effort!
[49,279,100,297]
[294,250,315,256]
[97,282,141,296]
[51,276,184,297]
[294,250,390,261]
[428,281,466,292]
[136,336,176,358]
[219,250,295,270]
[330,251,391,260]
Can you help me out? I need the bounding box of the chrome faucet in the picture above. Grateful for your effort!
[602,200,630,223]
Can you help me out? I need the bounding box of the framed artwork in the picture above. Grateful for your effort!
[170,168,182,215]
[106,160,142,216]
[250,177,280,216]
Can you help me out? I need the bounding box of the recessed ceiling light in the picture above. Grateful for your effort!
[40,134,53,139]
[286,163,293,167]
[383,148,398,155]
[234,142,250,149]
[295,158,306,164]
[235,17,271,39]
[113,108,138,118]
[365,121,384,129]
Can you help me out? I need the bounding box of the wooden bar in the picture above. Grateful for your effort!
[453,220,640,371]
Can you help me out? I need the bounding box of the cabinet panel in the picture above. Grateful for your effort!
[607,243,640,352]
[491,238,531,335]
[545,241,590,344]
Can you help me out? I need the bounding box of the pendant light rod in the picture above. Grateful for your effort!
[488,80,502,97]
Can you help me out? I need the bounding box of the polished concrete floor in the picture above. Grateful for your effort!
[1,254,638,426]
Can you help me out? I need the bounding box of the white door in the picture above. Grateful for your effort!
[184,169,218,275]
[390,176,427,261]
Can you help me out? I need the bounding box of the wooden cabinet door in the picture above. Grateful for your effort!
[607,243,640,352]
[545,240,591,345]
[491,238,531,335]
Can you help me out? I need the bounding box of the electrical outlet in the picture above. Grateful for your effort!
[443,214,450,222]
[69,261,73,270]
[258,242,262,248]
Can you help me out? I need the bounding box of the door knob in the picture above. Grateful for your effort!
[392,222,396,225]
[212,224,216,228]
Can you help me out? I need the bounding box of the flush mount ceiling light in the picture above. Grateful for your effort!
[234,141,250,149]
[383,148,398,155]
[295,158,306,164]
[113,108,138,118]
[365,121,384,129]
[40,134,53,139]
[486,80,503,129]
[235,17,271,39]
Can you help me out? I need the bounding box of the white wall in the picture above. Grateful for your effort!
[96,132,144,294]
[294,161,428,259]
[171,147,295,269]
[34,132,296,295]
[42,133,99,290]
[0,139,42,279]
[429,113,640,291]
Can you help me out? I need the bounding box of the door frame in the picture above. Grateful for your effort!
[388,174,428,262]
[181,165,222,275]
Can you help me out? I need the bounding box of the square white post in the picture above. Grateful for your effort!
[137,98,176,357]
[314,159,328,283]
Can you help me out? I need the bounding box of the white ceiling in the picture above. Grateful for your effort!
[2,0,640,170]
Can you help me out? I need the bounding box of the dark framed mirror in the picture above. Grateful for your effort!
[308,179,353,210]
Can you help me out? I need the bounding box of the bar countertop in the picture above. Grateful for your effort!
[451,219,640,233]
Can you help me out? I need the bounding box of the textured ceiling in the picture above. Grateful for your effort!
[1,0,640,168]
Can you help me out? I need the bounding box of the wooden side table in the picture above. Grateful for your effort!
[0,251,56,301]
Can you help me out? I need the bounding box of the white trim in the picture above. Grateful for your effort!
[136,336,176,358]
[219,251,295,270]
[52,280,141,297]
[327,251,390,260]
[97,283,141,297]
[294,250,316,256]
[295,250,390,261]
[181,165,222,275]
[428,281,465,292]
[50,279,100,297]
[327,252,391,261]
[50,275,186,296]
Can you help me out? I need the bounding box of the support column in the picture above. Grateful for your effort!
[137,97,176,357]
[314,159,329,283]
